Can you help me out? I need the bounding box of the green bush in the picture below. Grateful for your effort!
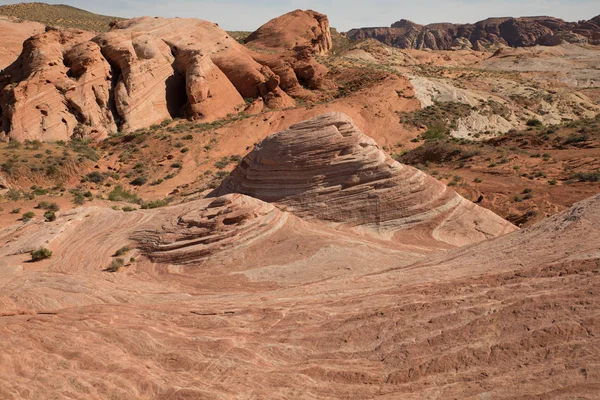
[104,258,124,272]
[572,171,600,182]
[564,133,589,145]
[422,124,447,142]
[526,118,543,127]
[130,176,147,186]
[214,156,230,169]
[44,210,56,222]
[37,201,59,211]
[73,194,85,205]
[31,247,52,262]
[108,185,139,203]
[85,171,105,183]
[22,211,35,222]
[5,189,20,201]
[114,246,131,256]
[141,198,170,209]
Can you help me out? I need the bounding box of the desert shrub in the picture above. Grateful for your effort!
[114,246,130,256]
[44,210,56,222]
[473,177,483,183]
[141,198,170,209]
[85,171,105,183]
[5,188,20,201]
[69,140,100,161]
[563,133,589,145]
[171,162,182,169]
[73,193,85,205]
[31,186,48,196]
[31,247,52,262]
[214,157,230,169]
[104,258,124,272]
[22,211,35,222]
[130,176,147,186]
[10,208,21,214]
[108,185,139,203]
[422,124,447,142]
[526,118,543,127]
[37,201,59,211]
[122,206,136,212]
[513,195,523,202]
[572,171,600,182]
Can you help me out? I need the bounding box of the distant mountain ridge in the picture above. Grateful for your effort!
[0,2,123,32]
[347,15,600,50]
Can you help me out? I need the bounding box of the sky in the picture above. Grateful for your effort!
[2,0,599,31]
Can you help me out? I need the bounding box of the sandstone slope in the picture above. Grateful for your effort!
[212,112,515,247]
[0,181,597,399]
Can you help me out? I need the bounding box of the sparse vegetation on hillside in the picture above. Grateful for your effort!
[399,101,473,139]
[0,2,124,31]
[398,114,600,227]
[227,31,252,44]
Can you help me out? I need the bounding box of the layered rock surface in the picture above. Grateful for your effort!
[212,112,516,246]
[347,15,600,50]
[0,181,598,398]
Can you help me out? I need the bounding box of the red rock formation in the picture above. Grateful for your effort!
[0,28,113,142]
[212,112,516,247]
[1,15,306,141]
[348,15,600,50]
[246,9,332,55]
[0,16,44,70]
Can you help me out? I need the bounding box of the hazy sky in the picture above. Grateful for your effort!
[2,0,599,31]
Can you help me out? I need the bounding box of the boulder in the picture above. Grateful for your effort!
[245,9,332,55]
